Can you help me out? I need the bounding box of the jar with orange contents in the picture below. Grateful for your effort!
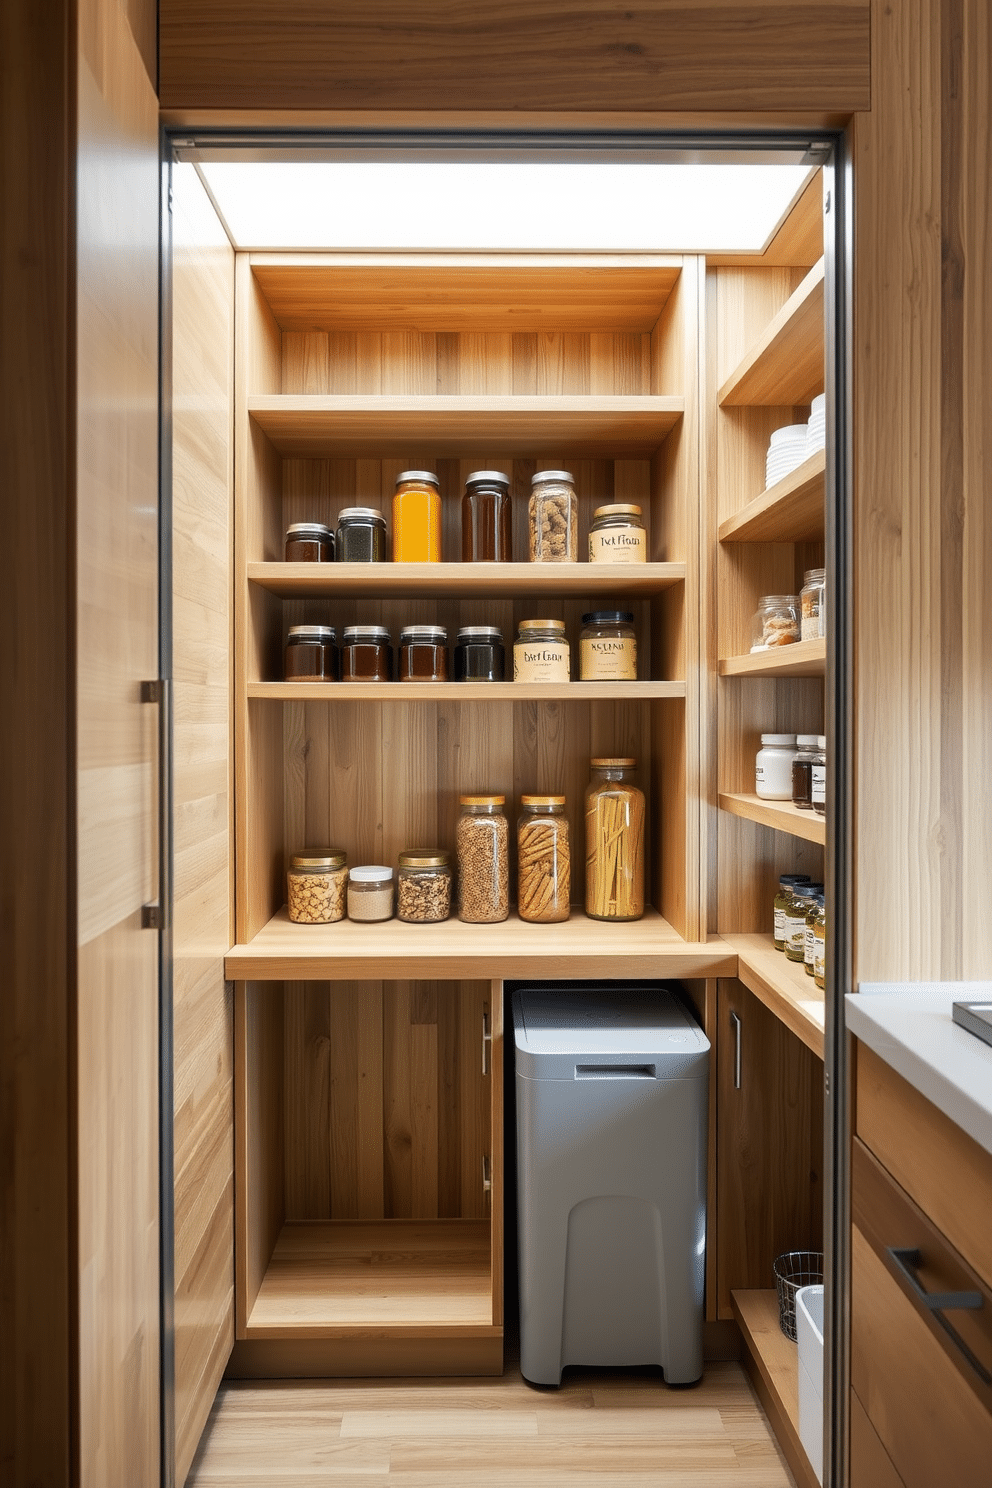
[393,470,442,562]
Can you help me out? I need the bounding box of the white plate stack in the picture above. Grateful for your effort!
[765,424,808,489]
[806,394,826,457]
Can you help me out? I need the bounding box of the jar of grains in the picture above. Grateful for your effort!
[529,470,578,562]
[462,470,512,562]
[773,873,811,950]
[814,904,826,989]
[454,626,505,682]
[287,848,348,924]
[800,568,826,641]
[284,625,339,681]
[750,595,799,652]
[585,758,645,921]
[341,625,392,681]
[517,796,570,923]
[285,521,334,563]
[513,619,569,683]
[336,506,387,563]
[399,625,448,682]
[397,849,452,923]
[393,470,441,563]
[456,795,509,923]
[588,503,646,564]
[347,865,394,922]
[579,611,637,681]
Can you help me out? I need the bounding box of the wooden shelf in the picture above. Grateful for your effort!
[248,394,684,457]
[248,680,686,702]
[225,907,737,982]
[732,1290,819,1488]
[719,638,826,678]
[719,793,826,845]
[719,259,825,407]
[718,449,825,544]
[248,560,686,599]
[721,933,824,1058]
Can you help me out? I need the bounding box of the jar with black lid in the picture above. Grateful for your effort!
[336,506,387,563]
[462,470,512,562]
[399,625,448,682]
[341,625,392,681]
[285,522,334,563]
[579,611,637,681]
[284,625,338,681]
[454,626,505,682]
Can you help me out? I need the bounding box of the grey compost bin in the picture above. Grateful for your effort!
[513,983,709,1386]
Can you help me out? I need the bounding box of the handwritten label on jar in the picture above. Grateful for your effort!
[589,528,647,564]
[579,636,637,681]
[513,641,570,683]
[811,764,826,808]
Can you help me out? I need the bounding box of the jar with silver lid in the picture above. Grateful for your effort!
[513,619,569,683]
[588,503,646,564]
[287,848,348,924]
[336,506,387,563]
[800,568,826,641]
[285,521,334,563]
[341,625,392,681]
[399,625,448,682]
[529,470,578,562]
[284,625,338,681]
[462,470,512,562]
[750,594,799,651]
[347,865,394,922]
[397,849,452,923]
[454,626,505,682]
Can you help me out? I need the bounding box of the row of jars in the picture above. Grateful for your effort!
[773,874,826,988]
[285,613,639,683]
[286,759,645,926]
[755,733,826,813]
[749,570,826,652]
[285,470,648,565]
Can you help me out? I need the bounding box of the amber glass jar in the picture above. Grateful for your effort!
[462,471,512,562]
[398,625,448,681]
[284,625,338,681]
[393,471,441,562]
[341,625,392,681]
[584,758,645,921]
[285,522,334,562]
[517,796,570,923]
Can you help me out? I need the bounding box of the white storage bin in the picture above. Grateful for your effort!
[796,1283,824,1484]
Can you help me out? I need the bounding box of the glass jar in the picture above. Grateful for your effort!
[287,848,348,924]
[584,758,645,921]
[284,624,338,681]
[462,470,511,562]
[336,506,387,563]
[399,625,448,682]
[579,611,637,681]
[341,625,392,682]
[773,873,811,951]
[750,594,799,652]
[517,796,570,924]
[513,619,569,683]
[454,626,505,682]
[786,882,823,963]
[801,568,826,642]
[347,865,394,922]
[456,796,509,923]
[397,849,452,924]
[812,735,827,816]
[805,892,824,977]
[792,734,819,810]
[814,905,826,989]
[393,471,441,563]
[588,503,646,564]
[529,470,578,562]
[755,733,797,800]
[285,521,334,563]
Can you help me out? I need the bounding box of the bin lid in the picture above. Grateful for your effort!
[512,985,709,1080]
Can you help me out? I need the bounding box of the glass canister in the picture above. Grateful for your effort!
[529,470,578,562]
[347,865,394,922]
[792,734,819,810]
[786,882,823,963]
[462,470,512,562]
[517,795,570,923]
[399,625,448,682]
[805,891,825,977]
[513,619,569,683]
[287,848,348,924]
[588,503,647,564]
[579,611,637,681]
[750,594,799,652]
[814,905,826,989]
[812,735,827,816]
[285,521,334,563]
[773,873,811,951]
[393,470,441,563]
[755,733,797,800]
[336,506,387,563]
[584,758,645,921]
[341,625,392,681]
[456,795,509,923]
[284,624,338,681]
[397,849,452,923]
[801,568,827,642]
[454,626,505,682]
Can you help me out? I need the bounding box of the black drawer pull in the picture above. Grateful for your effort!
[887,1246,991,1385]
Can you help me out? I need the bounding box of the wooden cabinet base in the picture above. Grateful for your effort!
[732,1290,820,1488]
[225,1333,504,1379]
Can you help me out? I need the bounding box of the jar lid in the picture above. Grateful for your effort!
[531,469,574,485]
[459,793,506,806]
[350,865,394,883]
[760,733,798,745]
[581,611,634,625]
[590,757,636,768]
[517,619,566,634]
[592,503,642,519]
[343,625,390,642]
[396,470,440,488]
[398,848,451,867]
[779,873,811,884]
[520,794,566,806]
[400,625,447,642]
[457,626,502,641]
[286,521,333,537]
[338,506,386,523]
[796,734,819,747]
[291,847,347,869]
[817,735,827,748]
[758,594,798,607]
[288,624,336,640]
[803,568,826,584]
[465,470,510,487]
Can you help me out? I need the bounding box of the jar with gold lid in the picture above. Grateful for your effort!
[584,758,645,921]
[588,503,646,563]
[517,796,570,923]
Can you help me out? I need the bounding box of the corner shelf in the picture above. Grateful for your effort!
[721,932,824,1058]
[718,794,826,845]
[718,259,825,408]
[719,638,825,679]
[718,449,825,544]
[248,560,686,600]
[732,1290,819,1488]
[247,680,686,702]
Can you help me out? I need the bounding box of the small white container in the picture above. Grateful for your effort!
[755,734,797,799]
[347,865,394,922]
[796,1284,824,1484]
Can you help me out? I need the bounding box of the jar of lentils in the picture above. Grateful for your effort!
[456,795,509,923]
[529,470,578,562]
[397,849,452,923]
[287,848,348,924]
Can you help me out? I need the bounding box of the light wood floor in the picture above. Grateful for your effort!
[186,1359,797,1486]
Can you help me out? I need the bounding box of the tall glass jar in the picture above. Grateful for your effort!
[462,470,512,562]
[456,795,509,923]
[287,848,348,924]
[529,470,578,562]
[786,882,823,963]
[814,904,826,989]
[584,758,645,921]
[792,734,819,810]
[517,796,570,923]
[397,849,452,924]
[800,568,826,641]
[393,470,441,562]
[805,891,824,977]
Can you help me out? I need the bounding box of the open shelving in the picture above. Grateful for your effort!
[247,680,686,702]
[720,932,824,1058]
[718,258,825,407]
[719,638,825,679]
[718,449,825,545]
[248,559,686,599]
[719,793,826,846]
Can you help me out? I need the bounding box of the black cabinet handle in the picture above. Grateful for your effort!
[887,1246,991,1384]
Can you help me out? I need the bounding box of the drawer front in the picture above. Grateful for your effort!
[850,1387,905,1488]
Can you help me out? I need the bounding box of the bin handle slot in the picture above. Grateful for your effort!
[574,1063,656,1079]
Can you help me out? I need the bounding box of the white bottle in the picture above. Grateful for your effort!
[755,733,798,800]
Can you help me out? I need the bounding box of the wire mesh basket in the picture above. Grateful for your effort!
[773,1251,824,1340]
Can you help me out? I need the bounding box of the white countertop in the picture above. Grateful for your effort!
[846,983,992,1157]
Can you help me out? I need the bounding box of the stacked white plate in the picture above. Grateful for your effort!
[806,393,826,456]
[765,424,808,488]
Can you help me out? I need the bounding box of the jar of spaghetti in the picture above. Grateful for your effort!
[284,625,338,681]
[341,625,392,681]
[393,470,441,562]
[584,758,644,921]
[462,470,512,562]
[517,796,570,923]
[399,625,448,682]
[588,504,646,564]
[529,470,578,562]
[285,522,334,563]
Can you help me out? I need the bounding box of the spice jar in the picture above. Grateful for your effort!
[517,796,570,924]
[812,735,826,816]
[786,882,823,963]
[462,470,511,562]
[336,507,387,563]
[750,595,799,652]
[397,849,452,924]
[347,865,394,922]
[399,625,448,682]
[341,625,392,682]
[284,625,338,681]
[800,568,826,642]
[529,470,578,562]
[454,626,505,682]
[393,471,441,563]
[773,873,811,951]
[585,758,645,921]
[755,733,797,800]
[285,522,334,563]
[792,734,819,810]
[287,848,348,924]
[814,904,826,989]
[513,619,569,683]
[579,611,637,681]
[588,503,646,564]
[805,891,824,977]
[456,795,509,923]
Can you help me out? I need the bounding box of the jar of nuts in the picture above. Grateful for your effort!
[456,795,509,923]
[749,595,799,652]
[517,796,570,923]
[529,470,578,562]
[397,849,452,923]
[287,848,348,924]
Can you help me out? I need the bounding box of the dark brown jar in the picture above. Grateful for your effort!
[454,626,505,681]
[399,625,448,682]
[341,625,392,681]
[284,625,338,681]
[462,470,512,562]
[285,522,334,563]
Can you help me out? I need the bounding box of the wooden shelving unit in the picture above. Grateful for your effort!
[733,1290,819,1488]
[721,932,824,1058]
[718,449,825,544]
[248,560,686,600]
[718,259,825,407]
[718,793,826,845]
[247,680,686,702]
[719,638,825,679]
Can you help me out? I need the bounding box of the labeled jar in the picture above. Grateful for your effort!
[786,883,823,963]
[347,865,394,922]
[755,734,797,800]
[284,625,338,681]
[529,470,578,562]
[801,568,826,642]
[513,619,569,683]
[814,905,826,989]
[579,611,637,681]
[812,735,827,816]
[393,471,441,563]
[517,796,570,923]
[462,470,512,562]
[456,796,509,923]
[750,595,799,652]
[773,873,811,951]
[285,521,334,563]
[341,625,392,682]
[336,506,387,563]
[454,626,505,682]
[805,892,824,977]
[588,503,646,564]
[287,848,348,924]
[585,758,645,921]
[399,625,448,682]
[792,734,819,810]
[397,849,452,924]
